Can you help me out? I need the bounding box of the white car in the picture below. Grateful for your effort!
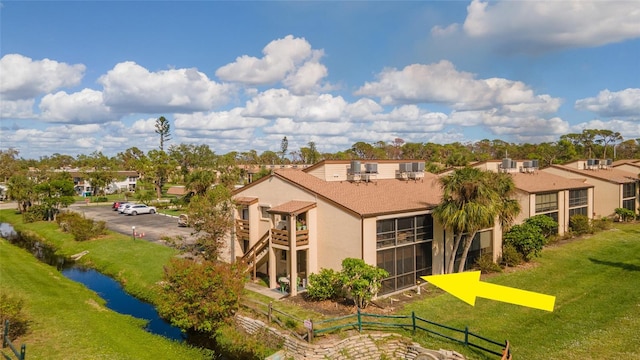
[123,204,157,216]
[117,203,134,213]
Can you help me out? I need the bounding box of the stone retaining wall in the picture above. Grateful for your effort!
[235,315,466,360]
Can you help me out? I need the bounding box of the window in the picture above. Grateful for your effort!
[535,193,558,213]
[453,230,493,272]
[623,198,636,211]
[623,183,636,198]
[376,214,434,294]
[260,206,270,219]
[569,189,588,207]
[569,207,588,217]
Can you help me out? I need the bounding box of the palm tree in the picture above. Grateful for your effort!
[186,169,216,196]
[433,167,501,273]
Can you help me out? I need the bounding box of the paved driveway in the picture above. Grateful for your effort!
[69,203,197,245]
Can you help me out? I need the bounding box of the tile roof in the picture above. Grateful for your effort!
[235,196,259,205]
[547,165,639,184]
[510,172,592,193]
[273,169,443,217]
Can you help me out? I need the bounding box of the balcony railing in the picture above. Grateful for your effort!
[236,219,249,240]
[271,228,309,246]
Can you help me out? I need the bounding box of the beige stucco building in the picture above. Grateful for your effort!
[469,159,595,236]
[541,160,639,218]
[230,160,501,297]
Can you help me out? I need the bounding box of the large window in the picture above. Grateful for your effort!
[623,183,636,198]
[623,199,637,211]
[376,215,433,294]
[568,189,589,218]
[453,230,493,272]
[535,193,558,213]
[569,189,588,207]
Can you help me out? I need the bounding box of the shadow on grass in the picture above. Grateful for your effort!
[589,257,640,272]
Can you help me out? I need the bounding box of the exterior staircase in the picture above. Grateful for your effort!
[240,230,270,279]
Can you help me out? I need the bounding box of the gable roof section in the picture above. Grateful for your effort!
[510,172,592,193]
[268,200,317,215]
[272,168,443,217]
[547,165,638,184]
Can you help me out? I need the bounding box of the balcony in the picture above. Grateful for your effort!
[271,228,309,247]
[236,219,249,240]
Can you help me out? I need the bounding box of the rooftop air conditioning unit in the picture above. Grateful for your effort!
[523,161,532,168]
[365,163,378,173]
[606,159,613,166]
[586,159,594,166]
[349,160,361,174]
[531,160,539,168]
[399,163,412,172]
[412,162,425,172]
[501,158,512,169]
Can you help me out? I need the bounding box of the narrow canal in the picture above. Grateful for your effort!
[0,223,185,342]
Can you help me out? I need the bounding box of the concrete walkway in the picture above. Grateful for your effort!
[245,281,288,300]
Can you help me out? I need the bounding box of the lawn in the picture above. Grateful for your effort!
[0,239,210,359]
[401,223,640,360]
[0,209,178,303]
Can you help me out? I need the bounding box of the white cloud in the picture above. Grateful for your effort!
[572,119,640,140]
[0,98,35,119]
[0,54,85,100]
[575,88,640,118]
[262,118,352,136]
[354,60,560,112]
[243,89,348,121]
[174,108,269,130]
[39,89,113,123]
[462,0,640,52]
[215,35,328,94]
[98,61,234,113]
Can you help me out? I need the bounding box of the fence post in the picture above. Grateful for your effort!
[3,320,8,348]
[412,311,416,334]
[308,320,313,343]
[268,302,273,323]
[357,307,362,333]
[464,326,469,346]
[20,343,26,360]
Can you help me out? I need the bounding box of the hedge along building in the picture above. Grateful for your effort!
[230,160,502,297]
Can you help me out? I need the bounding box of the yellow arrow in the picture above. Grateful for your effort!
[422,271,555,312]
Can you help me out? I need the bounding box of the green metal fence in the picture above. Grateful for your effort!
[2,321,26,360]
[313,308,508,358]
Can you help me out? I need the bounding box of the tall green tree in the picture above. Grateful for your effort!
[433,167,501,273]
[155,116,172,151]
[7,174,37,212]
[147,149,176,199]
[34,172,76,220]
[594,130,623,159]
[279,136,288,163]
[0,148,22,183]
[187,185,235,260]
[185,169,216,196]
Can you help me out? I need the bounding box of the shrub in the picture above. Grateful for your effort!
[339,258,388,309]
[0,293,29,339]
[615,208,636,222]
[474,253,502,274]
[501,243,523,267]
[504,223,546,261]
[22,204,48,223]
[525,214,558,237]
[96,196,109,203]
[213,325,282,360]
[569,214,592,235]
[592,217,612,232]
[56,211,107,241]
[306,268,341,301]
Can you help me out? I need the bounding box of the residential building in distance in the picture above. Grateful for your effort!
[230,160,502,297]
[541,160,639,218]
[468,159,594,236]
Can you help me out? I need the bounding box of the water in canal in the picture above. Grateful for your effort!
[0,223,185,342]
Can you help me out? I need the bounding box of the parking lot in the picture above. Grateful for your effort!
[69,203,196,245]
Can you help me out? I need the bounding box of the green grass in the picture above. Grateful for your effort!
[0,239,210,359]
[401,223,640,360]
[0,209,178,303]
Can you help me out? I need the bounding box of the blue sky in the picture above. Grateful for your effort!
[1,1,639,159]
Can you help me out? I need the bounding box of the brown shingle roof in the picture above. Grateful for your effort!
[548,165,638,184]
[235,196,259,205]
[274,169,443,217]
[268,200,317,215]
[510,172,592,193]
